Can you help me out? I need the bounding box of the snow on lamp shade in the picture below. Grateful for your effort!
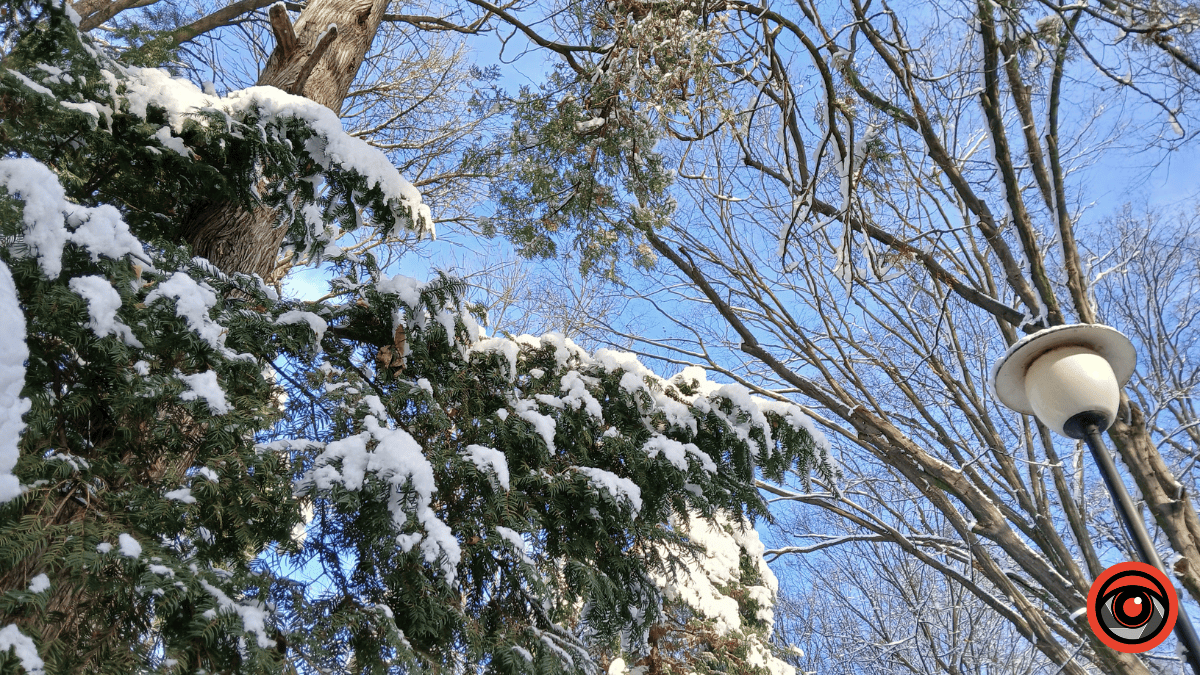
[992,324,1136,438]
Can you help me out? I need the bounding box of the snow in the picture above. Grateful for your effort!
[69,276,142,347]
[45,451,89,472]
[575,466,643,515]
[513,398,557,453]
[0,624,44,675]
[0,261,30,503]
[363,395,387,419]
[27,574,49,593]
[575,117,606,133]
[112,66,431,235]
[0,158,146,278]
[198,580,277,649]
[646,512,791,674]
[469,338,520,380]
[195,467,219,483]
[66,202,145,265]
[152,126,190,157]
[118,533,142,558]
[300,417,459,579]
[178,370,231,415]
[463,444,510,490]
[275,310,328,349]
[560,370,603,419]
[164,488,196,504]
[643,435,715,473]
[374,273,424,308]
[145,273,225,352]
[7,69,53,96]
[0,158,73,278]
[133,360,150,376]
[495,526,535,565]
[96,542,113,554]
[416,378,434,396]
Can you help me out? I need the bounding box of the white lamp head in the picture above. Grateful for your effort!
[991,324,1136,438]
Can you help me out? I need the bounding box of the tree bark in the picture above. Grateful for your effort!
[179,0,390,282]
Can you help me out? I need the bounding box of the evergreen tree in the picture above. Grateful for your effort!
[0,2,830,673]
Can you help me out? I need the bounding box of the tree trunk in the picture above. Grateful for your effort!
[180,0,390,281]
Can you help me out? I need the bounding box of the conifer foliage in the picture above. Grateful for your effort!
[0,2,829,672]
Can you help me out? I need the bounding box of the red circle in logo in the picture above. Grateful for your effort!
[1088,561,1178,653]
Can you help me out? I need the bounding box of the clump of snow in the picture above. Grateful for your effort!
[68,275,142,347]
[469,338,520,380]
[0,158,72,278]
[199,580,276,649]
[112,67,431,236]
[164,487,196,504]
[0,624,44,674]
[375,273,425,308]
[149,564,174,577]
[195,466,219,483]
[95,542,113,554]
[276,310,328,350]
[363,395,387,419]
[495,526,534,565]
[560,370,603,419]
[642,511,793,675]
[145,273,225,351]
[118,533,142,558]
[0,261,30,503]
[152,126,190,157]
[643,435,715,473]
[0,158,146,279]
[27,574,49,593]
[575,117,606,133]
[300,417,459,579]
[463,444,510,490]
[513,398,557,453]
[178,370,231,414]
[575,466,643,515]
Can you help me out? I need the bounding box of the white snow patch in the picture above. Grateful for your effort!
[27,574,49,593]
[275,310,328,349]
[575,466,642,515]
[300,417,459,579]
[0,624,44,674]
[514,398,557,453]
[164,488,196,504]
[0,158,146,278]
[198,580,276,649]
[118,533,142,558]
[178,370,231,415]
[145,273,225,352]
[0,261,30,502]
[69,275,142,347]
[463,444,510,490]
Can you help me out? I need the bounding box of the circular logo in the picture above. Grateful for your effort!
[1088,561,1178,653]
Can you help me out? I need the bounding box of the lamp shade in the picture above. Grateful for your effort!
[991,324,1136,437]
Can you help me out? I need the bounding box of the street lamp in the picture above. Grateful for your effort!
[992,323,1200,673]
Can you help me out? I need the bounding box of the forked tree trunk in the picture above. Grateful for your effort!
[180,0,390,282]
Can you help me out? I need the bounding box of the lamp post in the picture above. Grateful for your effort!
[992,324,1200,673]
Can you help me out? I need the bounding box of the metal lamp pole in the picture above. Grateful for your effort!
[992,324,1200,673]
[1076,417,1200,674]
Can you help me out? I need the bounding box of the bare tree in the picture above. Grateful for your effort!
[470,0,1200,672]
